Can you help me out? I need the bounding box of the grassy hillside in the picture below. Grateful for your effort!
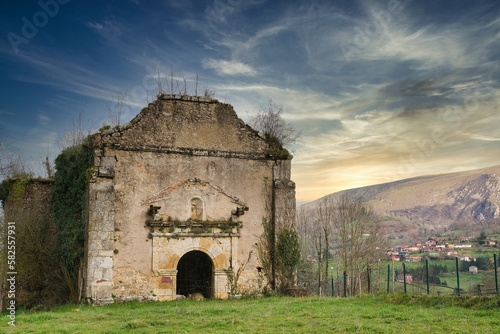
[1,295,499,333]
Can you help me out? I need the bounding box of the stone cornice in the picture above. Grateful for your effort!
[151,232,240,238]
[106,144,290,160]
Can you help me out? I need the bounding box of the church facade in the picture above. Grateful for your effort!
[84,95,295,304]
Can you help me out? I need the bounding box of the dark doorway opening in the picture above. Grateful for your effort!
[177,251,213,298]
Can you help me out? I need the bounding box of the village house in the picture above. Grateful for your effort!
[397,273,413,284]
[396,245,409,252]
[84,95,296,304]
[458,254,476,262]
[407,246,420,252]
[484,240,497,246]
[469,266,479,274]
[454,244,472,249]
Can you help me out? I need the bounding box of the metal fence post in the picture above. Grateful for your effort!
[494,253,498,296]
[426,259,430,294]
[455,257,460,297]
[403,262,407,294]
[343,271,347,297]
[387,264,390,293]
[367,265,371,294]
[332,278,334,297]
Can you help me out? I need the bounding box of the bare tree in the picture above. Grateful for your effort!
[60,101,92,150]
[250,99,302,153]
[313,221,323,296]
[317,199,332,295]
[330,194,386,296]
[145,66,215,100]
[43,156,54,179]
[296,204,314,258]
[0,129,31,178]
[107,91,127,127]
[0,153,30,179]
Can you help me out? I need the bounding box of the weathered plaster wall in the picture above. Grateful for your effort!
[85,95,295,304]
[108,151,272,301]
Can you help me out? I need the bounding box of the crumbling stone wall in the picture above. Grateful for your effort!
[2,178,54,218]
[85,95,295,304]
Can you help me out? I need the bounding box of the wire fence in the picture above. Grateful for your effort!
[299,253,500,298]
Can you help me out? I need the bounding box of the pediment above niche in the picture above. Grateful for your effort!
[143,178,248,222]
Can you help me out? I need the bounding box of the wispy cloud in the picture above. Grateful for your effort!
[9,51,122,103]
[0,109,16,116]
[37,113,50,125]
[202,58,257,76]
[85,18,124,42]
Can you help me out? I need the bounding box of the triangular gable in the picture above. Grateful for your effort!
[94,95,274,156]
[142,178,247,208]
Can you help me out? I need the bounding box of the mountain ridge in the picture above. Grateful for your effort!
[302,165,500,240]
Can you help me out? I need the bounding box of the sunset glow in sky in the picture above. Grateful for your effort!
[1,0,500,201]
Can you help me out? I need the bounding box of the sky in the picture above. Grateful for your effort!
[0,0,499,202]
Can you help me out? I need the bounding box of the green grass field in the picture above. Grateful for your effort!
[1,294,499,333]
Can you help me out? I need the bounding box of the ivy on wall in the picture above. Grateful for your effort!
[257,218,274,290]
[276,227,300,293]
[257,217,301,295]
[0,178,31,208]
[50,142,93,300]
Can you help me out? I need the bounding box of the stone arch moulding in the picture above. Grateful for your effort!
[174,244,229,270]
[154,244,231,300]
[168,244,229,272]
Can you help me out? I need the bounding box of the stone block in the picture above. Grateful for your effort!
[97,231,112,240]
[99,166,115,178]
[101,268,113,280]
[88,240,104,252]
[94,181,114,192]
[98,250,114,257]
[101,240,113,250]
[98,219,114,232]
[101,156,116,168]
[97,191,113,201]
[88,256,113,269]
[91,283,114,305]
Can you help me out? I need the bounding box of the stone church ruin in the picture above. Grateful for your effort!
[85,95,296,304]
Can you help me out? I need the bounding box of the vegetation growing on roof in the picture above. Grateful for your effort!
[0,177,30,207]
[249,98,301,156]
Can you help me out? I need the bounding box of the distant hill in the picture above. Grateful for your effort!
[301,165,500,241]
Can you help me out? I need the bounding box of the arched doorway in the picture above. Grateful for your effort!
[176,251,213,298]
